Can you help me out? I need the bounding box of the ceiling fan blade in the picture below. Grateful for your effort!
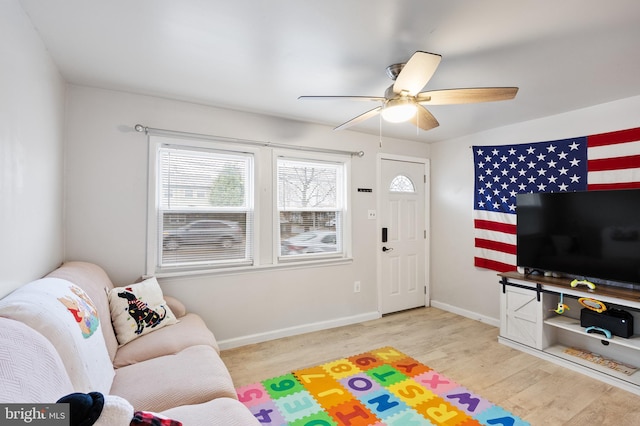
[298,95,384,102]
[334,106,382,131]
[393,51,442,96]
[410,105,439,131]
[416,87,519,105]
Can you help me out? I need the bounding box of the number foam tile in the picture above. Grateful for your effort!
[348,352,387,371]
[263,373,306,399]
[273,389,323,423]
[236,382,271,407]
[247,400,287,425]
[322,358,361,380]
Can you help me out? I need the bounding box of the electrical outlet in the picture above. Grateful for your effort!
[354,281,361,293]
[367,210,376,219]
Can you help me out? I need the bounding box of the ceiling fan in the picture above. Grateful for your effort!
[299,51,518,132]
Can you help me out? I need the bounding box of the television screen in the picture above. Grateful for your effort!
[516,189,640,287]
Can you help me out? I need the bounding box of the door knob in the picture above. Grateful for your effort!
[382,246,393,252]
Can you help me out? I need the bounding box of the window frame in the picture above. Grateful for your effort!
[146,137,353,277]
[273,149,352,263]
[146,136,260,276]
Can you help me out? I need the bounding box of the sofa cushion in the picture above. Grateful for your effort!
[0,278,114,393]
[160,398,261,426]
[113,313,218,368]
[108,277,178,346]
[110,345,236,412]
[0,317,74,403]
[47,261,120,361]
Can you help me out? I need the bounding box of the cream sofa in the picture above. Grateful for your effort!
[0,261,259,425]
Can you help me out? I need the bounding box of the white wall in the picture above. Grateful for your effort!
[430,95,640,324]
[63,85,430,347]
[0,0,66,297]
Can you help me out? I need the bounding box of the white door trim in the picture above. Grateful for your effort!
[376,153,430,314]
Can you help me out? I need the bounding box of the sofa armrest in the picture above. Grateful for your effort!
[163,295,187,318]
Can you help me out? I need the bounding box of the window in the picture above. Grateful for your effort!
[154,144,253,271]
[389,175,415,193]
[277,157,347,259]
[147,134,352,275]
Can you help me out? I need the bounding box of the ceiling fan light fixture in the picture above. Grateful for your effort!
[381,98,417,123]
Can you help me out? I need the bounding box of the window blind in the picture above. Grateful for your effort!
[157,145,253,269]
[277,158,345,258]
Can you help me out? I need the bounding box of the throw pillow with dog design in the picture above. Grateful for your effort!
[108,277,178,345]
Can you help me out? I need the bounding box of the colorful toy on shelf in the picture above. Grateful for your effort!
[579,297,607,313]
[570,279,596,290]
[585,326,612,339]
[553,293,570,314]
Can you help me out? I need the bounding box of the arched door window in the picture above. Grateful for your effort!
[389,175,416,193]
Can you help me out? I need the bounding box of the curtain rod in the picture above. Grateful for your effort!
[134,124,364,157]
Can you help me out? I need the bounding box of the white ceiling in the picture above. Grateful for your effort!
[19,0,640,143]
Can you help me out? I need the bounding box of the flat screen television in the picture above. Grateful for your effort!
[516,189,640,289]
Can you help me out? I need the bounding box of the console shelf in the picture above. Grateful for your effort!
[544,344,640,386]
[499,272,640,395]
[544,316,640,351]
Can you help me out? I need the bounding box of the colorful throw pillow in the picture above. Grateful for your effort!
[108,277,178,346]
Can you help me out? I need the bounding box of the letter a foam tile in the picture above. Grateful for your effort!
[474,405,529,426]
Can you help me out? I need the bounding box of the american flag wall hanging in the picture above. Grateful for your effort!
[472,126,640,273]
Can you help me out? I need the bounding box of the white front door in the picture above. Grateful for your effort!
[379,158,428,314]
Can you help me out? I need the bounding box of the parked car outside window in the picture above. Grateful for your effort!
[163,220,242,250]
[281,230,337,255]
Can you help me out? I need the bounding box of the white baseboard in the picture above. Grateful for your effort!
[430,300,500,328]
[218,311,382,350]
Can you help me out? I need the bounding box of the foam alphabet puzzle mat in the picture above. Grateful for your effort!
[236,346,529,425]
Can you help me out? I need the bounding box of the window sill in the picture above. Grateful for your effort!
[152,257,354,279]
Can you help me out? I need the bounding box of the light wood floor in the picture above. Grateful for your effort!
[221,307,640,425]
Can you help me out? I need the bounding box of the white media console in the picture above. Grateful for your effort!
[498,271,640,395]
